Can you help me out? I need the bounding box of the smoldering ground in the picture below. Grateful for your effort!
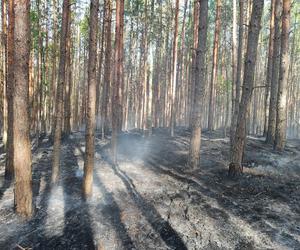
[0,128,299,249]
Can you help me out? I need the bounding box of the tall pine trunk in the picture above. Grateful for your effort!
[111,0,124,164]
[83,0,99,197]
[5,0,15,180]
[230,0,245,150]
[208,0,221,131]
[188,0,208,169]
[101,0,112,140]
[170,0,179,137]
[274,0,291,150]
[13,0,32,217]
[266,0,282,144]
[51,0,70,183]
[229,0,264,176]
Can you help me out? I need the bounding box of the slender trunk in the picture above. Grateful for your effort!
[229,0,264,176]
[230,0,245,151]
[190,1,200,127]
[51,0,70,183]
[263,0,275,136]
[96,7,105,130]
[83,0,99,197]
[208,0,222,131]
[5,0,15,180]
[64,14,72,136]
[230,0,237,143]
[111,0,124,164]
[101,0,112,139]
[266,0,282,144]
[1,0,7,150]
[274,0,291,150]
[50,0,58,137]
[170,0,179,137]
[188,0,208,169]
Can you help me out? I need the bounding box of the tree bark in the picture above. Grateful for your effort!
[188,0,208,169]
[263,0,275,136]
[170,0,179,137]
[5,0,15,180]
[101,0,112,140]
[230,0,237,143]
[230,0,245,150]
[1,0,7,151]
[64,13,72,136]
[229,0,264,176]
[189,0,200,127]
[208,0,221,131]
[51,0,70,183]
[274,0,291,150]
[83,0,99,197]
[111,0,124,164]
[266,0,282,144]
[13,0,32,217]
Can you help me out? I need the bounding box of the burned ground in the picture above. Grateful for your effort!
[0,128,299,249]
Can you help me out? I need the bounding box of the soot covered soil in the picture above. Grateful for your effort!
[0,128,300,249]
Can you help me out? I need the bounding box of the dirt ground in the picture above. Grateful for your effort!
[0,128,300,250]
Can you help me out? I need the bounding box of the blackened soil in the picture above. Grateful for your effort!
[0,128,299,249]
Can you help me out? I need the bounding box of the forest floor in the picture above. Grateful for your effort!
[0,128,300,250]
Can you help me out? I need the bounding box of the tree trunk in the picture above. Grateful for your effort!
[101,0,112,140]
[170,0,179,137]
[230,0,245,150]
[96,7,105,131]
[208,0,221,131]
[229,0,264,177]
[83,0,99,197]
[1,0,7,151]
[263,0,275,136]
[266,0,282,144]
[189,0,200,127]
[64,13,72,136]
[274,0,291,150]
[13,0,32,217]
[51,0,70,183]
[111,0,124,164]
[5,0,15,180]
[188,0,208,169]
[230,0,237,143]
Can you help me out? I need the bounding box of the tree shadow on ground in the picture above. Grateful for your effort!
[95,138,187,250]
[111,164,188,250]
[73,139,135,249]
[0,138,95,250]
